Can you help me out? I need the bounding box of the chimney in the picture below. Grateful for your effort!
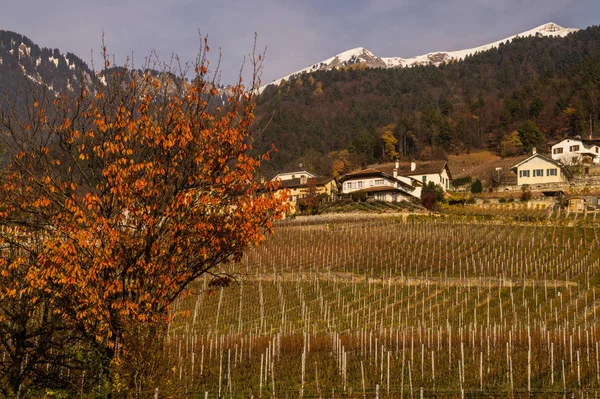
[393,160,399,178]
[532,147,537,155]
[410,161,416,172]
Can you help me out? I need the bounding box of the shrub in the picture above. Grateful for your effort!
[452,176,473,187]
[521,187,532,202]
[470,179,483,194]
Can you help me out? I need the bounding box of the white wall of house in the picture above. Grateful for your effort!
[272,170,315,181]
[370,191,405,202]
[342,176,418,201]
[342,176,399,194]
[408,169,451,191]
[551,139,600,165]
[514,157,567,185]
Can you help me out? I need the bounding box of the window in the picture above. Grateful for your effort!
[346,182,352,190]
[596,147,599,153]
[422,176,427,183]
[533,169,544,177]
[375,192,386,201]
[570,145,580,152]
[547,168,557,176]
[519,170,530,178]
[375,179,384,186]
[369,180,374,187]
[553,148,563,154]
[291,174,295,179]
[357,181,363,188]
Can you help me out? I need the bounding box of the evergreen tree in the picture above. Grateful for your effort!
[517,120,545,152]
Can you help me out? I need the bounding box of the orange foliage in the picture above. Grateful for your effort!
[0,43,286,351]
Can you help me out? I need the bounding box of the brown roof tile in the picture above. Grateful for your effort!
[277,176,336,189]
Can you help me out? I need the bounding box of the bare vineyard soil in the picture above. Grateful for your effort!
[166,215,600,398]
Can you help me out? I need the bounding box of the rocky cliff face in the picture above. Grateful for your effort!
[0,30,94,97]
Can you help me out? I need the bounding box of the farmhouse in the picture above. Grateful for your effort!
[550,136,600,165]
[271,167,316,182]
[376,160,453,191]
[510,149,572,186]
[269,167,337,213]
[339,162,421,202]
[275,176,337,203]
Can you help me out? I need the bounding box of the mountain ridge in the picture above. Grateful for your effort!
[0,30,94,97]
[259,22,579,92]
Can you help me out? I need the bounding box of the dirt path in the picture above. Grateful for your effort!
[241,272,577,288]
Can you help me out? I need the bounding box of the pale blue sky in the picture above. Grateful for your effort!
[1,0,598,85]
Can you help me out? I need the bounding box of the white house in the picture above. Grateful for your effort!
[376,161,453,191]
[550,137,600,165]
[510,149,572,186]
[269,166,337,212]
[271,167,316,182]
[339,165,421,202]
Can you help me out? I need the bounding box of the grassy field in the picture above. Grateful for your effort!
[164,210,600,398]
[447,150,522,180]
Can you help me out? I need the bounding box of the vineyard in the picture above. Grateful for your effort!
[165,212,600,398]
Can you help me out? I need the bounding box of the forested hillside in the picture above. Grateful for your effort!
[254,26,600,177]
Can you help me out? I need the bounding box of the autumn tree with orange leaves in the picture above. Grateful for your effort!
[0,39,286,396]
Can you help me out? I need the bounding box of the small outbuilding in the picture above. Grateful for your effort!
[568,197,585,212]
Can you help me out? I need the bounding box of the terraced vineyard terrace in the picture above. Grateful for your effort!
[166,215,600,398]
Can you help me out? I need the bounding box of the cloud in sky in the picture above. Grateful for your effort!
[0,0,597,85]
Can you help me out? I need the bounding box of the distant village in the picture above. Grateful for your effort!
[269,135,600,214]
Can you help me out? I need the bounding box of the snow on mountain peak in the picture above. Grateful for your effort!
[259,22,579,93]
[258,47,384,93]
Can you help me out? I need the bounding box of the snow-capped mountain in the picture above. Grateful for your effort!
[260,22,578,92]
[0,30,231,117]
[261,47,386,91]
[0,30,94,96]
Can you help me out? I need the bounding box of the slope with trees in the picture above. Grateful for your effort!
[255,26,600,177]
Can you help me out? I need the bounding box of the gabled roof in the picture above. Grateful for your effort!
[338,168,415,190]
[510,152,573,179]
[549,137,600,147]
[277,176,336,189]
[339,168,385,180]
[376,161,452,180]
[271,168,315,181]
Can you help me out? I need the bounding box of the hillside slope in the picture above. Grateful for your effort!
[255,26,600,178]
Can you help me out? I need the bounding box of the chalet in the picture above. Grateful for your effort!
[550,137,600,165]
[339,163,421,202]
[376,160,453,191]
[510,149,572,186]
